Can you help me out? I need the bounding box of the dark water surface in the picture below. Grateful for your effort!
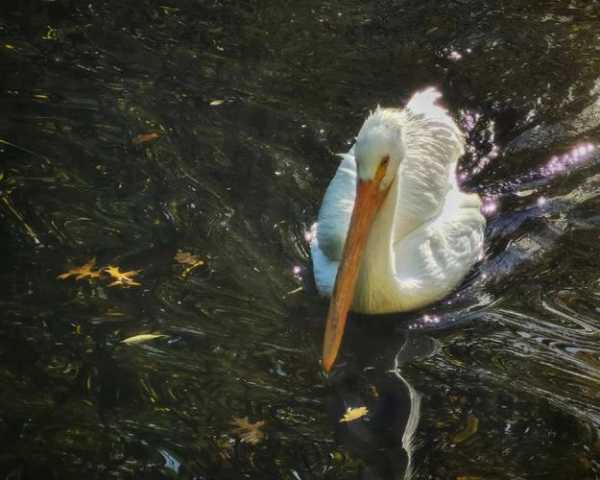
[1,1,600,479]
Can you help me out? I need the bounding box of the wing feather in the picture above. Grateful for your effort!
[310,151,357,295]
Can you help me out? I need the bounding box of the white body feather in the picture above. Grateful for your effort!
[310,89,485,314]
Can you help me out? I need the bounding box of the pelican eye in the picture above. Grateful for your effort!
[381,155,390,168]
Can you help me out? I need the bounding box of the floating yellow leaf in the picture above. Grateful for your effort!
[104,266,141,287]
[132,132,160,145]
[160,6,180,15]
[230,417,266,445]
[174,250,203,266]
[175,250,205,278]
[339,406,368,423]
[452,415,479,444]
[209,99,224,106]
[331,451,344,463]
[42,26,58,40]
[121,333,168,345]
[57,259,102,281]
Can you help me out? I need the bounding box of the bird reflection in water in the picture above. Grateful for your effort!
[326,330,436,480]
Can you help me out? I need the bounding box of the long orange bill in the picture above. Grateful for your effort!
[322,162,389,372]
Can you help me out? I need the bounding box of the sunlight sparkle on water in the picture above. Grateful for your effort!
[409,314,442,330]
[460,110,481,132]
[539,142,595,178]
[481,197,498,216]
[292,265,303,282]
[457,112,500,183]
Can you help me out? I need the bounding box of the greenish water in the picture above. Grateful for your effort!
[1,1,599,479]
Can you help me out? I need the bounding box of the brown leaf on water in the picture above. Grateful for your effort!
[104,266,141,287]
[175,250,205,278]
[452,414,479,444]
[230,417,266,445]
[175,250,203,266]
[339,406,368,423]
[131,132,160,145]
[216,436,234,460]
[58,259,102,281]
[456,477,482,480]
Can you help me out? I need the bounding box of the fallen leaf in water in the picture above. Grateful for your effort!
[331,451,344,463]
[104,266,141,287]
[456,476,482,480]
[175,250,203,266]
[452,414,479,444]
[121,333,168,345]
[42,26,58,41]
[216,436,235,460]
[285,286,303,296]
[2,196,40,244]
[230,417,266,445]
[209,99,224,106]
[58,259,102,281]
[160,6,180,15]
[340,406,368,423]
[175,250,205,278]
[132,132,160,145]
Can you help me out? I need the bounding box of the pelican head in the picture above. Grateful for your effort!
[354,107,405,188]
[322,108,405,372]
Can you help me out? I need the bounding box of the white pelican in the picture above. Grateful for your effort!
[310,88,486,372]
